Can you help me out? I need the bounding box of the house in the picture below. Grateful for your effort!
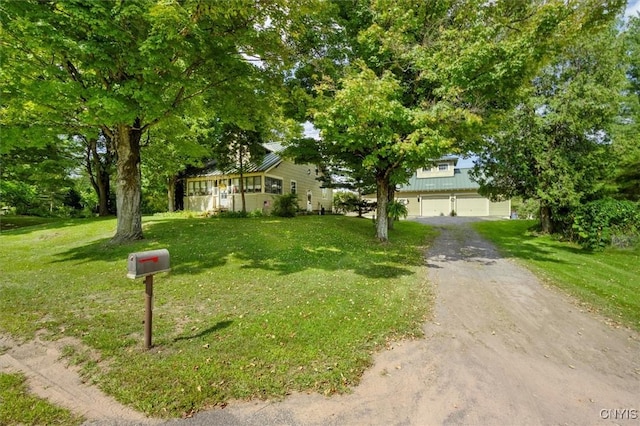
[183,142,332,214]
[380,156,510,217]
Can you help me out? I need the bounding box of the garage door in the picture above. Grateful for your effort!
[456,196,488,216]
[421,196,451,217]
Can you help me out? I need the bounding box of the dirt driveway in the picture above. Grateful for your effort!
[2,218,639,425]
[178,218,640,425]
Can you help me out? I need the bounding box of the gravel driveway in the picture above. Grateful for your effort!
[180,217,640,425]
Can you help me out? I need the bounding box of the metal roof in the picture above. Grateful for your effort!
[398,168,479,192]
[188,144,283,177]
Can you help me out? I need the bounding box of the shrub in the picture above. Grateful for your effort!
[572,198,640,250]
[333,191,360,214]
[248,208,265,218]
[388,200,408,221]
[272,193,299,217]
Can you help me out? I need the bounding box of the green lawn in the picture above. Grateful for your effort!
[0,372,84,426]
[0,214,437,418]
[0,215,68,231]
[473,220,640,331]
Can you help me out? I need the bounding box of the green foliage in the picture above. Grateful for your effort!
[271,193,299,217]
[473,22,626,233]
[333,191,359,214]
[387,200,408,221]
[0,215,435,417]
[572,199,640,250]
[0,0,307,241]
[510,198,540,220]
[332,191,376,217]
[298,0,623,241]
[610,16,640,200]
[0,180,37,214]
[0,141,86,216]
[0,372,83,425]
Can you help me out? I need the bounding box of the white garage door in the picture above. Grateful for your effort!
[456,196,488,216]
[421,196,451,217]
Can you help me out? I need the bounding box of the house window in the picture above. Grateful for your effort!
[322,187,328,199]
[243,176,261,193]
[265,177,282,194]
[188,180,211,196]
[438,163,449,171]
[231,178,240,193]
[290,180,297,194]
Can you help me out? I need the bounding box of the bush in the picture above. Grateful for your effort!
[572,198,640,250]
[272,193,299,217]
[511,197,539,220]
[333,191,360,214]
[388,200,408,221]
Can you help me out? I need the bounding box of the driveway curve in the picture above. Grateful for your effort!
[178,218,640,425]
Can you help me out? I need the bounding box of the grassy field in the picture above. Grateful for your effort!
[0,215,66,231]
[0,214,437,418]
[0,372,84,425]
[473,220,640,332]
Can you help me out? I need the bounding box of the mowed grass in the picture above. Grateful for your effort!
[0,214,436,418]
[0,372,84,425]
[473,220,640,331]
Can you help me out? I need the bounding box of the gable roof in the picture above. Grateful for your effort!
[398,168,479,192]
[187,143,283,177]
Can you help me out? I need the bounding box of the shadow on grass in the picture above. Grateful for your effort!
[468,220,590,265]
[0,216,115,235]
[52,217,421,280]
[173,320,233,342]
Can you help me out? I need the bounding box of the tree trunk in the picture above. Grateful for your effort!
[167,176,176,213]
[375,174,389,242]
[86,137,112,216]
[387,182,395,231]
[540,202,553,234]
[96,170,110,216]
[112,121,143,243]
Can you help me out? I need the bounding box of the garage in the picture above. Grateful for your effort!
[389,158,512,218]
[456,195,488,216]
[421,196,452,217]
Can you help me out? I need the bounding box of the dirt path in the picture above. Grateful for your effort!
[0,333,158,425]
[2,220,638,425]
[177,219,640,425]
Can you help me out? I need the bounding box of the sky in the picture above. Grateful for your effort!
[627,0,640,18]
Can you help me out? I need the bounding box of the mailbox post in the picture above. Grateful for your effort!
[127,249,170,349]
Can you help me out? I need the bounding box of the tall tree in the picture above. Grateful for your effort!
[212,124,267,214]
[302,0,624,241]
[611,14,640,200]
[314,63,447,240]
[80,130,116,216]
[1,0,304,242]
[472,22,626,233]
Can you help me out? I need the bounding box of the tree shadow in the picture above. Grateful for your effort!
[422,221,572,265]
[52,216,421,280]
[173,320,233,342]
[0,216,115,235]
